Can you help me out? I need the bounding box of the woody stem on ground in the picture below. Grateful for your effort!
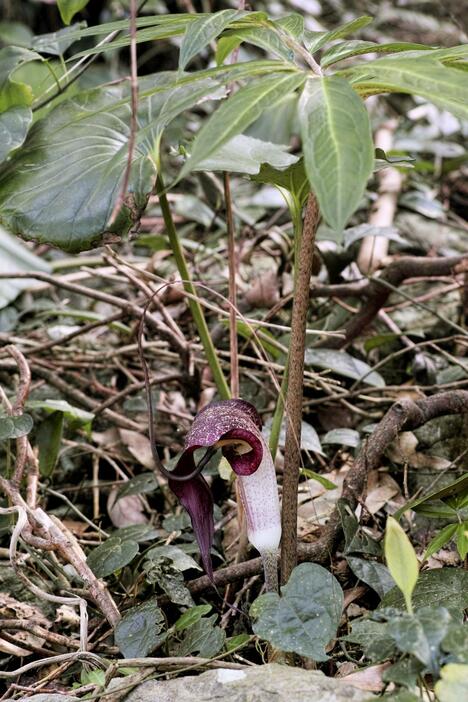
[280,193,320,585]
[156,174,230,399]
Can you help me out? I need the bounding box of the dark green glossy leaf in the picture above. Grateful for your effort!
[0,73,220,252]
[387,607,451,671]
[394,473,468,520]
[343,617,396,662]
[251,562,343,660]
[299,76,373,232]
[87,537,139,578]
[383,657,425,689]
[114,598,166,658]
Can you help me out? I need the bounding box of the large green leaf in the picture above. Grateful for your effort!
[250,562,343,660]
[0,73,220,252]
[381,569,468,613]
[347,58,468,120]
[179,9,241,70]
[298,76,373,232]
[87,537,139,578]
[180,72,305,179]
[171,614,225,657]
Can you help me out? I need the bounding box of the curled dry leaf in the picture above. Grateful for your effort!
[342,662,391,692]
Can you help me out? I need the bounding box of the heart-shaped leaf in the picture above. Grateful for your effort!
[115,598,166,658]
[250,562,343,660]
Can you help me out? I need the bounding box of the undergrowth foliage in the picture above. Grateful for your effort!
[0,1,467,699]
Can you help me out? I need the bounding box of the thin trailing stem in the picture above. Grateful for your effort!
[224,172,239,397]
[280,193,320,585]
[156,174,230,399]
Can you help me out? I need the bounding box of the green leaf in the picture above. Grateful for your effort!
[0,413,33,440]
[305,348,385,387]
[274,13,304,41]
[383,656,425,689]
[194,134,298,175]
[0,74,220,252]
[322,428,360,447]
[423,523,458,560]
[32,23,85,56]
[456,523,468,560]
[87,537,139,578]
[37,411,64,477]
[225,633,251,651]
[180,72,306,179]
[145,545,202,572]
[387,607,452,671]
[250,562,343,660]
[343,617,396,662]
[441,623,468,663]
[0,225,50,308]
[0,106,32,163]
[0,47,42,112]
[321,40,431,68]
[347,58,468,121]
[301,468,337,490]
[394,473,468,520]
[251,158,309,215]
[57,0,90,25]
[174,605,212,632]
[222,26,295,63]
[435,664,468,702]
[299,76,373,232]
[381,569,468,613]
[117,473,159,499]
[179,10,240,71]
[306,16,373,53]
[114,598,166,658]
[28,399,94,426]
[384,517,419,614]
[346,556,395,598]
[172,614,225,657]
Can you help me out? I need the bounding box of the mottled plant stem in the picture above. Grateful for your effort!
[280,193,320,585]
[261,549,279,593]
[224,172,239,398]
[156,174,230,399]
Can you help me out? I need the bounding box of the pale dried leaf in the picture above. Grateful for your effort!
[107,488,149,528]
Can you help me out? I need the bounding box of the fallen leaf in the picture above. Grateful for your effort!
[107,488,149,528]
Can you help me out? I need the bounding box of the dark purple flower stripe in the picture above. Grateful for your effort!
[169,400,264,577]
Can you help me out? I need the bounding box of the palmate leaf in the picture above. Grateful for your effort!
[0,73,221,252]
[346,58,468,120]
[298,76,374,232]
[180,72,306,179]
